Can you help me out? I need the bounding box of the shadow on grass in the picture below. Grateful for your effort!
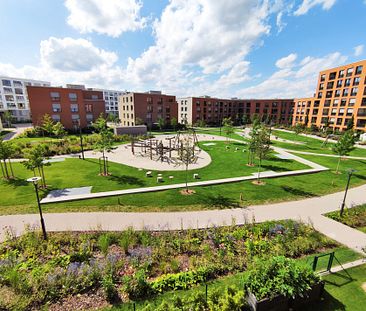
[4,177,28,187]
[281,186,316,198]
[108,174,146,187]
[261,164,289,172]
[323,270,354,287]
[202,194,239,209]
[298,290,346,311]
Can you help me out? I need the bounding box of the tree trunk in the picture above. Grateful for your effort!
[102,150,107,175]
[0,160,5,179]
[8,159,14,178]
[2,159,9,179]
[41,165,47,188]
[257,157,262,183]
[336,156,341,174]
[185,163,188,191]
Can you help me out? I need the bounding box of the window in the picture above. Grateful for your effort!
[340,99,347,107]
[317,92,322,98]
[71,114,80,121]
[324,100,331,107]
[52,103,61,112]
[336,80,342,88]
[86,114,93,123]
[331,108,337,115]
[70,104,78,112]
[2,79,11,86]
[91,95,98,100]
[326,91,333,98]
[329,72,336,80]
[357,108,366,117]
[349,98,356,106]
[346,68,354,77]
[52,114,61,122]
[322,108,329,115]
[339,70,344,78]
[85,104,92,112]
[338,108,345,115]
[319,83,324,90]
[320,74,326,82]
[5,95,14,101]
[344,78,351,87]
[50,92,60,100]
[3,87,12,94]
[356,65,363,75]
[335,89,341,97]
[14,88,23,95]
[351,87,358,96]
[327,81,334,89]
[343,88,349,96]
[333,99,339,106]
[362,98,366,106]
[13,80,22,87]
[346,108,354,116]
[354,77,360,86]
[68,93,77,101]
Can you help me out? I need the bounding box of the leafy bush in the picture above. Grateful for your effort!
[327,204,366,228]
[243,256,320,300]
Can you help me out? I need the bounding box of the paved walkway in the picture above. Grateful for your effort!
[283,149,366,160]
[2,124,32,141]
[2,183,366,254]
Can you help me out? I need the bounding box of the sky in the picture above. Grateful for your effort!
[0,0,366,99]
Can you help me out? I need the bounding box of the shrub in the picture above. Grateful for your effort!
[243,256,320,300]
[98,233,112,255]
[102,272,118,302]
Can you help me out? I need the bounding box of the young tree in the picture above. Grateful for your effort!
[346,115,354,131]
[41,114,55,136]
[254,125,271,184]
[23,145,50,188]
[135,117,144,126]
[157,117,165,132]
[93,115,115,176]
[294,122,304,135]
[53,122,66,138]
[222,117,234,143]
[171,117,178,132]
[0,140,15,179]
[242,114,249,127]
[332,130,356,174]
[247,118,261,166]
[177,136,197,193]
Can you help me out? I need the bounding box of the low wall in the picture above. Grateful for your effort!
[114,125,147,136]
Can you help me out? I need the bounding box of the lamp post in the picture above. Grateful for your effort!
[78,120,85,160]
[340,169,356,217]
[27,177,47,240]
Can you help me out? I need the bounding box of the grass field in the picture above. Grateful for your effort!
[0,140,308,214]
[271,130,366,157]
[109,247,364,311]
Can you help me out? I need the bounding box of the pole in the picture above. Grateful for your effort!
[34,182,47,240]
[79,125,85,160]
[340,171,352,217]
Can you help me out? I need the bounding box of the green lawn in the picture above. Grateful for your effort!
[0,140,308,214]
[326,204,366,234]
[301,264,366,311]
[0,130,11,138]
[271,130,366,157]
[108,247,363,311]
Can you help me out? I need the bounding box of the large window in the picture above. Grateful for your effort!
[70,104,78,112]
[343,88,349,96]
[334,89,341,97]
[52,103,61,112]
[356,65,363,75]
[344,78,351,87]
[320,74,326,82]
[346,68,354,77]
[351,87,358,96]
[354,77,360,86]
[68,93,77,101]
[339,70,344,78]
[52,114,61,122]
[50,92,60,100]
[336,80,342,88]
[349,98,356,106]
[329,72,336,80]
[2,79,11,86]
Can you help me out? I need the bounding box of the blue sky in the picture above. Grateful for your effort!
[0,0,365,98]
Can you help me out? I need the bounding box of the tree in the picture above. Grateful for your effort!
[135,117,144,126]
[93,115,116,176]
[247,119,261,166]
[177,135,197,193]
[157,117,165,132]
[3,111,13,128]
[0,140,15,179]
[242,114,249,127]
[171,117,178,132]
[222,117,234,143]
[346,115,354,131]
[254,125,271,184]
[41,114,55,136]
[294,123,304,135]
[332,130,356,174]
[53,122,66,138]
[23,145,50,188]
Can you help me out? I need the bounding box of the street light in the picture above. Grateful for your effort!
[78,120,85,160]
[27,177,47,240]
[340,169,356,217]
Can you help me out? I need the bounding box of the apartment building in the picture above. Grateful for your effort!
[0,76,50,122]
[177,96,294,126]
[27,86,105,130]
[293,60,366,132]
[118,91,177,127]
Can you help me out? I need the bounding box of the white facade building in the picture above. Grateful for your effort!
[177,97,193,125]
[96,89,125,118]
[0,76,50,122]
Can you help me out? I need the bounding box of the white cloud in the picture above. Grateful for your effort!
[0,37,123,89]
[237,52,347,98]
[294,0,337,16]
[124,0,286,95]
[354,44,364,57]
[275,53,297,69]
[276,12,286,32]
[64,0,145,37]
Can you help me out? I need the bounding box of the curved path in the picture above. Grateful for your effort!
[1,184,366,254]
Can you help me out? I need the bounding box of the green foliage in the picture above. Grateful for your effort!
[22,144,50,187]
[243,256,320,300]
[0,140,15,179]
[98,233,112,255]
[222,117,234,141]
[327,204,366,229]
[332,130,356,173]
[102,272,119,302]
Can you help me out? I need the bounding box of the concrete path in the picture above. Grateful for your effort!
[2,123,32,141]
[283,149,366,160]
[2,183,366,255]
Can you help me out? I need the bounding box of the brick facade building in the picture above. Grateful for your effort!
[27,86,105,130]
[293,60,366,132]
[178,97,294,126]
[118,91,177,127]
